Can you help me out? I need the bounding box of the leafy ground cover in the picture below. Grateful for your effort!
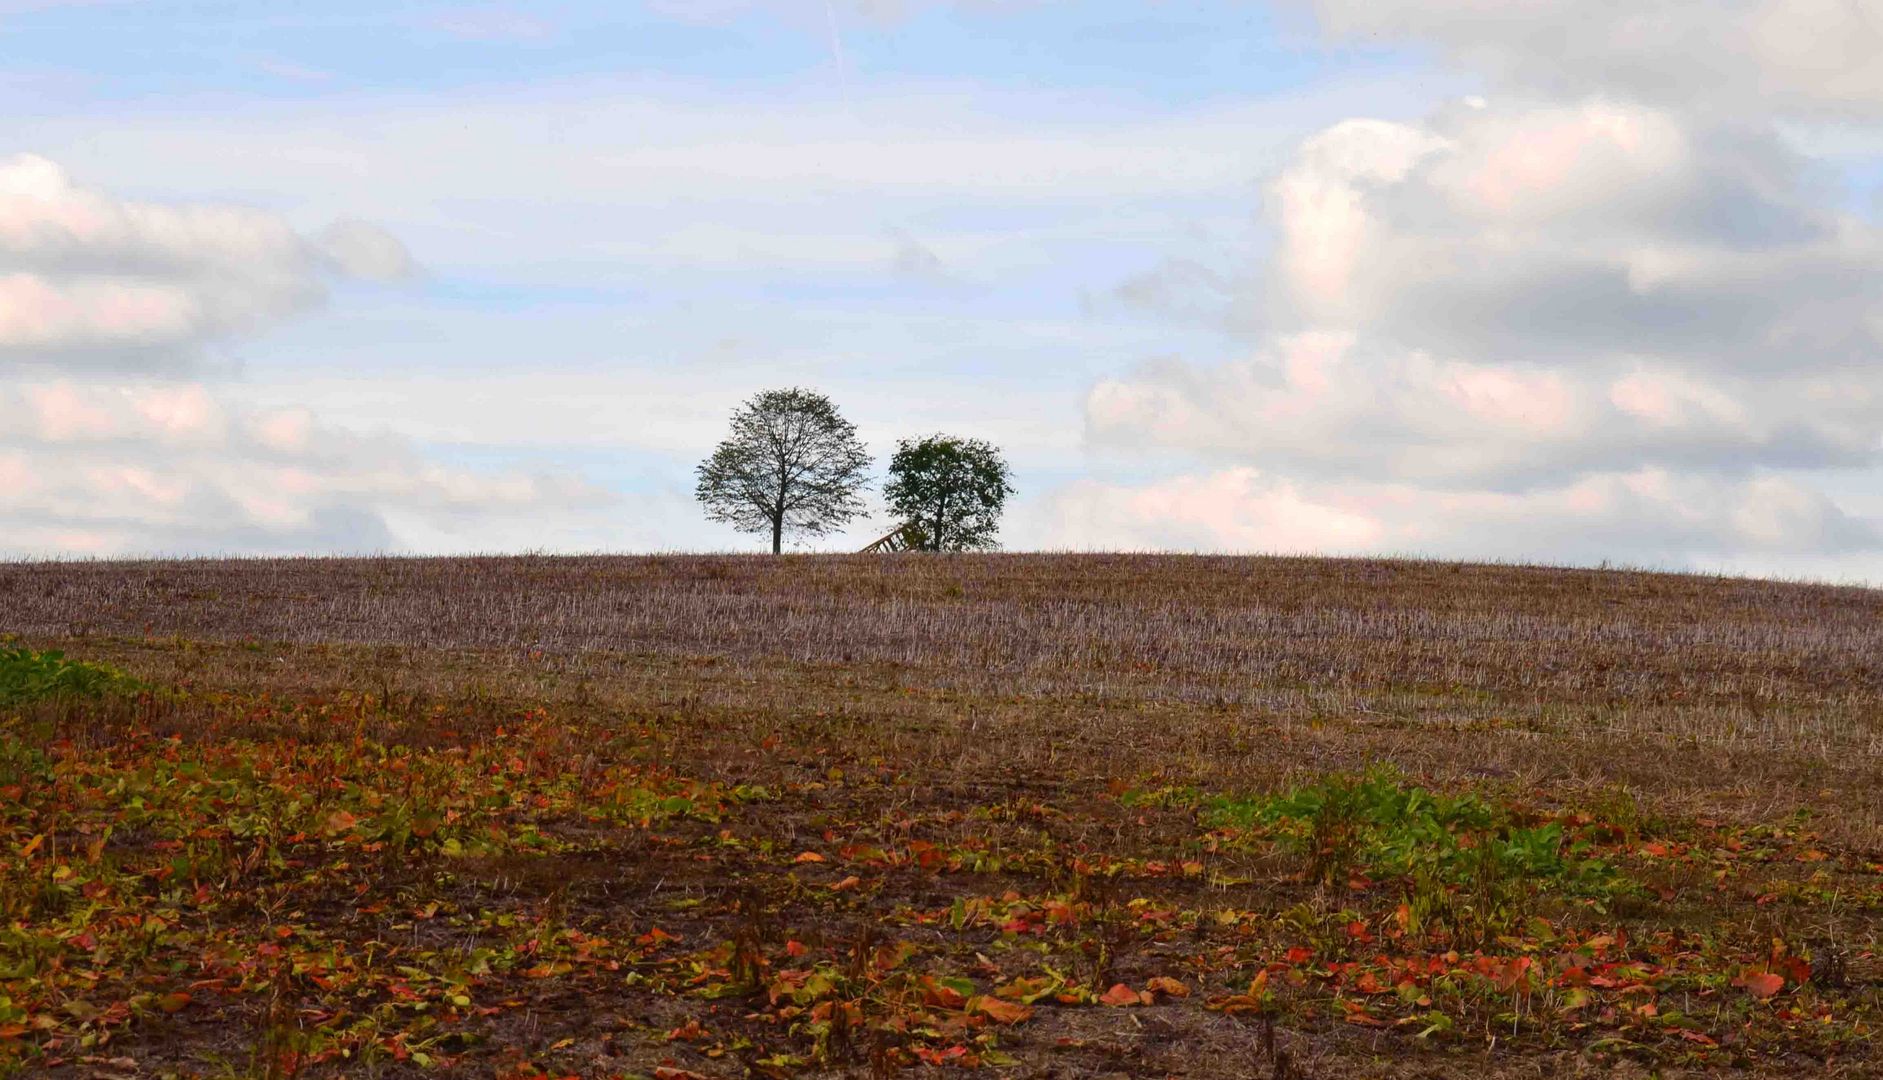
[0,556,1878,1077]
[0,646,142,708]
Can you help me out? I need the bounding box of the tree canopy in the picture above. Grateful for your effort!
[695,388,871,553]
[883,434,1015,552]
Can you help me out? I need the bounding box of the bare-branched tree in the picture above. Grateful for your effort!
[695,388,871,553]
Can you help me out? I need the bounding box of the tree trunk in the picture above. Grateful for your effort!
[771,515,783,554]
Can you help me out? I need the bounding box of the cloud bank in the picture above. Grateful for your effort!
[1056,4,1883,573]
[0,154,602,557]
[0,154,413,371]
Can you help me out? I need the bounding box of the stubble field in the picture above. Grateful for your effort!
[0,554,1878,1078]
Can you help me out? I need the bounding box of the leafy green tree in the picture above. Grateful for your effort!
[696,388,871,553]
[883,435,1015,551]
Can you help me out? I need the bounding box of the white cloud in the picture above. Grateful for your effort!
[1089,99,1883,500]
[315,219,418,281]
[1298,0,1883,119]
[0,154,412,369]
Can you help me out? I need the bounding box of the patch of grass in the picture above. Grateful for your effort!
[1206,770,1633,941]
[0,645,143,707]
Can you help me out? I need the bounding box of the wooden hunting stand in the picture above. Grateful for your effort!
[858,523,925,553]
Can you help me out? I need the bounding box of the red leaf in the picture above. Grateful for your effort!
[1735,970,1784,1000]
[1099,983,1144,1007]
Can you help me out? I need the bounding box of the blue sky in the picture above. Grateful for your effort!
[0,2,1393,105]
[3,0,1881,578]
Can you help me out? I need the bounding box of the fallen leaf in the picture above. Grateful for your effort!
[1678,1029,1720,1046]
[1146,976,1189,999]
[1735,969,1784,1000]
[971,995,1034,1024]
[1343,1007,1390,1028]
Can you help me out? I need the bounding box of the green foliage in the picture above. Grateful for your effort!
[0,647,142,708]
[882,434,1015,551]
[695,388,872,553]
[1205,770,1632,942]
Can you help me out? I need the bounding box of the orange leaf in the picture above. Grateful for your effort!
[1099,983,1142,1007]
[921,977,968,1009]
[18,834,44,859]
[157,991,191,1013]
[1735,970,1784,1000]
[829,875,862,892]
[971,995,1034,1024]
[1146,976,1189,999]
[323,810,360,835]
[793,851,826,864]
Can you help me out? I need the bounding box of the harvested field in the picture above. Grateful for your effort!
[1,554,1878,1078]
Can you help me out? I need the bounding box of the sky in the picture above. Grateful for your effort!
[2,0,1881,579]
